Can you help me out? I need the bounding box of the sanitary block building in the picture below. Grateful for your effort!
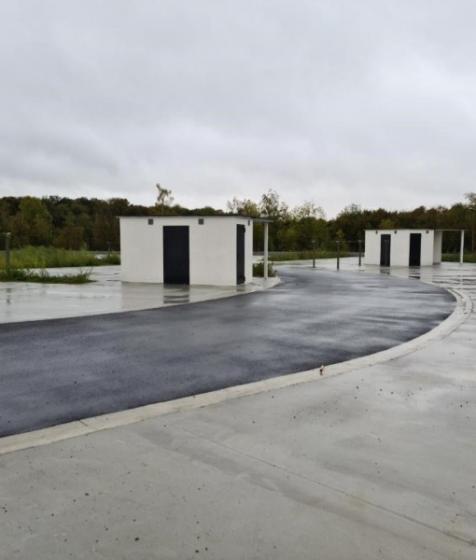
[119,215,266,286]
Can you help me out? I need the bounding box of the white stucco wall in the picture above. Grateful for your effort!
[433,230,443,264]
[120,216,253,286]
[364,229,436,267]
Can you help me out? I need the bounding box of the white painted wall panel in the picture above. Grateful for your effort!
[433,230,443,264]
[245,220,253,283]
[420,231,435,266]
[364,230,381,265]
[120,219,163,282]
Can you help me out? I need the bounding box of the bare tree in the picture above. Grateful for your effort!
[155,184,174,214]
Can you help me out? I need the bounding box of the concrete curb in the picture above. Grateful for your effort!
[0,283,470,457]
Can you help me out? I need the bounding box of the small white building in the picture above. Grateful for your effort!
[364,229,443,267]
[119,215,268,286]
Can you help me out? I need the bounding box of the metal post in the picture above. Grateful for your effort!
[471,209,475,253]
[358,238,362,267]
[460,230,465,264]
[336,240,340,270]
[5,232,11,272]
[312,238,316,269]
[263,222,269,280]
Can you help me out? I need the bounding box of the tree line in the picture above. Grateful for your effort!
[0,190,475,253]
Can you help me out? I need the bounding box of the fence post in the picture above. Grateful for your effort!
[263,222,269,280]
[358,238,362,267]
[4,232,11,272]
[312,238,317,269]
[336,240,340,270]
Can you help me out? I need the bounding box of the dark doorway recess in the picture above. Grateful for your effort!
[380,234,391,266]
[236,224,246,284]
[163,226,189,284]
[409,233,422,267]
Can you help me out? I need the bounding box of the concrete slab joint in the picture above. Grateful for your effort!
[1,261,476,559]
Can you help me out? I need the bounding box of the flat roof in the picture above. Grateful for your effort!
[366,228,466,232]
[366,228,435,231]
[118,215,272,222]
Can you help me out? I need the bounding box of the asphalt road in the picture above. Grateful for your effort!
[0,267,455,437]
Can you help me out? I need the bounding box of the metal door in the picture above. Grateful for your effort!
[380,234,391,266]
[236,225,245,284]
[409,233,422,266]
[163,226,190,284]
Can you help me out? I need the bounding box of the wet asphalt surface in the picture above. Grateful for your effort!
[0,267,455,437]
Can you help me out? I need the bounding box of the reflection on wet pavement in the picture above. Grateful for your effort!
[0,266,279,323]
[0,266,455,437]
[310,258,476,298]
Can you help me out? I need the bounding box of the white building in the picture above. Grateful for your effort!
[364,229,443,267]
[120,215,269,286]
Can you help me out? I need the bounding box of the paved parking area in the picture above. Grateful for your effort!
[0,267,454,436]
[0,265,271,323]
[0,263,474,560]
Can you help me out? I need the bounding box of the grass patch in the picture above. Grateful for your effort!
[0,268,93,284]
[443,253,476,263]
[266,250,351,261]
[253,261,277,278]
[0,246,120,269]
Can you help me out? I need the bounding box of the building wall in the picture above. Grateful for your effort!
[364,229,435,267]
[120,216,253,285]
[120,218,163,283]
[433,230,443,264]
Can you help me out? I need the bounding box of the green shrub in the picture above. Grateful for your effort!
[97,253,121,265]
[253,261,276,278]
[0,268,93,284]
[442,253,476,263]
[0,246,120,269]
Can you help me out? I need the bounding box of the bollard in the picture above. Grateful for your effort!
[336,240,340,270]
[358,238,362,267]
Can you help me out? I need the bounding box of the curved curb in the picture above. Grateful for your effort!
[0,284,470,457]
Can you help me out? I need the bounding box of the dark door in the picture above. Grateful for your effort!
[409,233,422,266]
[236,224,245,284]
[380,234,391,266]
[163,226,189,284]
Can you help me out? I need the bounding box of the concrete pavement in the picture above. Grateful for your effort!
[0,265,275,323]
[0,263,474,559]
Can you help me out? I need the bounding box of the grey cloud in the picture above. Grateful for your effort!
[0,0,475,215]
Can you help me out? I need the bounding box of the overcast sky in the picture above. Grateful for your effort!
[0,1,475,216]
